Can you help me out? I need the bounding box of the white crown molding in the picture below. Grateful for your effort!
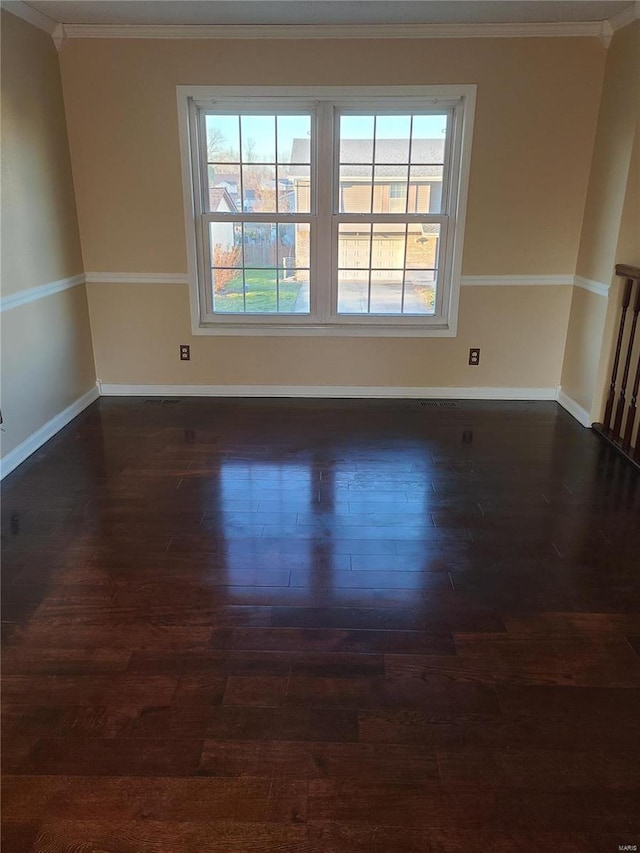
[1,1,68,49]
[601,1,640,46]
[461,275,575,287]
[1,0,57,33]
[574,275,610,298]
[97,382,558,401]
[0,385,99,479]
[556,388,592,428]
[0,273,85,312]
[58,21,605,44]
[85,272,189,285]
[608,0,640,30]
[51,22,66,50]
[6,5,635,50]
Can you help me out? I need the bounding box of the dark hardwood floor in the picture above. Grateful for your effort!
[1,397,639,852]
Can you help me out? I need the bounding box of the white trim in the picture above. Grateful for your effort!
[177,84,476,338]
[186,324,453,338]
[80,273,605,292]
[0,386,99,479]
[1,1,58,35]
[601,1,640,46]
[608,1,640,31]
[574,275,610,298]
[462,275,574,287]
[6,7,633,50]
[97,382,558,401]
[59,21,606,42]
[556,388,592,428]
[184,84,504,102]
[51,23,67,50]
[0,274,85,312]
[85,272,189,285]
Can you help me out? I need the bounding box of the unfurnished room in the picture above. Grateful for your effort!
[1,1,639,850]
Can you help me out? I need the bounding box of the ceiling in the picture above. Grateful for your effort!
[23,1,636,27]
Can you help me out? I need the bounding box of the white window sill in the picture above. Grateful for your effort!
[191,321,457,337]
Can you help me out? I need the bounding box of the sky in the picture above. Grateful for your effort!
[207,112,448,163]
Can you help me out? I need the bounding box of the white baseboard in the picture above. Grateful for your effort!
[556,388,592,428]
[0,386,99,479]
[97,382,558,401]
[0,384,582,480]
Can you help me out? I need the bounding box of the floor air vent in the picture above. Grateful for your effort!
[144,399,182,405]
[419,401,458,408]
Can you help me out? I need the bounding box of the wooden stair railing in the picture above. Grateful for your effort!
[592,264,640,472]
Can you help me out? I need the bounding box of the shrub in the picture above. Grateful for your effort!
[213,245,241,294]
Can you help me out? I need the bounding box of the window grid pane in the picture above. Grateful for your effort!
[212,267,311,315]
[210,220,311,315]
[193,97,467,327]
[337,221,440,316]
[338,113,447,216]
[207,112,311,215]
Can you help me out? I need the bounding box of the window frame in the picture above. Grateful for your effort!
[177,85,476,337]
[194,98,318,326]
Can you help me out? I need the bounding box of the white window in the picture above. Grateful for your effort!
[178,86,475,336]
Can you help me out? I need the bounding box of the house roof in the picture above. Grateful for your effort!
[289,138,445,178]
[209,186,238,212]
[211,173,239,187]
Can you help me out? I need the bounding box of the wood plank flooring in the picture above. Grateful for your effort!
[1,397,639,852]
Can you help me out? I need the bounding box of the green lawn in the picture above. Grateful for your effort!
[214,269,303,313]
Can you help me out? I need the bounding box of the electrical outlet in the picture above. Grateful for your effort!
[180,344,190,361]
[469,348,480,366]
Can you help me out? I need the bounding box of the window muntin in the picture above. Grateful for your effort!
[209,221,310,315]
[336,221,439,316]
[205,113,312,214]
[334,110,448,318]
[182,87,474,334]
[336,112,448,215]
[200,107,314,318]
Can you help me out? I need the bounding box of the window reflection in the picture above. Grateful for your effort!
[215,445,436,601]
[217,460,312,584]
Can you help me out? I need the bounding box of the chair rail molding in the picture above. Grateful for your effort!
[0,274,85,312]
[574,276,611,298]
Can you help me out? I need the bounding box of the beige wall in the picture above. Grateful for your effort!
[61,37,603,276]
[1,11,83,294]
[89,283,571,389]
[615,123,640,271]
[1,11,95,461]
[560,287,608,414]
[56,35,603,391]
[576,22,639,285]
[1,288,96,453]
[562,22,639,420]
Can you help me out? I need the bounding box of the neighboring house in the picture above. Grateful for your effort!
[290,138,443,279]
[209,186,238,253]
[210,175,297,269]
[210,175,241,211]
[209,139,442,280]
[210,172,291,214]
